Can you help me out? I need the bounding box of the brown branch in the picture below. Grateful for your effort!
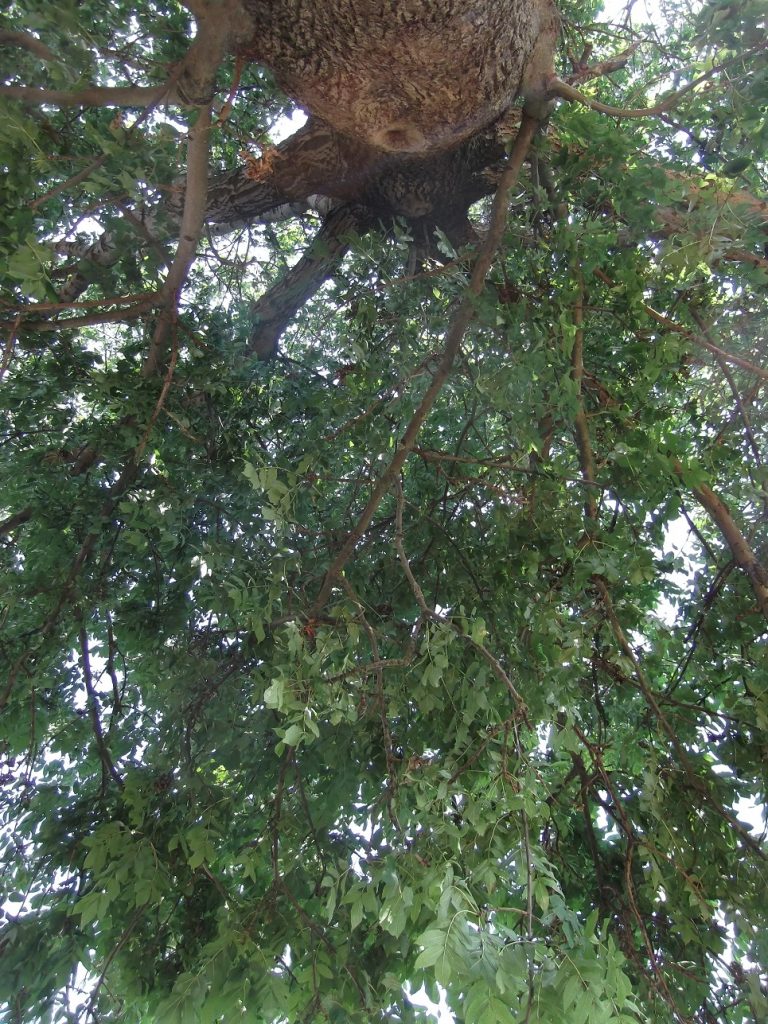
[0,29,62,63]
[2,291,159,316]
[687,308,764,470]
[645,305,768,380]
[674,467,768,624]
[1,314,20,381]
[339,576,400,828]
[24,112,212,637]
[393,479,527,713]
[548,43,767,119]
[84,906,144,1018]
[135,328,180,461]
[78,622,124,790]
[30,155,109,211]
[142,103,212,377]
[565,44,640,86]
[623,838,686,1019]
[1,0,244,111]
[0,508,33,536]
[0,84,169,108]
[247,204,368,359]
[593,575,764,858]
[308,114,540,615]
[570,268,598,522]
[571,262,764,859]
[593,269,768,381]
[0,301,157,334]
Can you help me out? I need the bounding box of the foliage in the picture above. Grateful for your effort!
[1,1,767,1022]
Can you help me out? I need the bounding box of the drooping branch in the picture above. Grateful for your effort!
[592,269,768,382]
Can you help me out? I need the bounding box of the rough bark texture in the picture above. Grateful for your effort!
[256,116,508,220]
[240,0,559,152]
[42,0,561,351]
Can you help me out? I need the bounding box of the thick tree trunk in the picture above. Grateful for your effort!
[240,0,559,152]
[33,0,560,346]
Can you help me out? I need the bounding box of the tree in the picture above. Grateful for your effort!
[0,0,767,1021]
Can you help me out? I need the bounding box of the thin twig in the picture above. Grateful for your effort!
[393,479,527,712]
[593,268,768,381]
[30,155,109,211]
[78,623,124,790]
[549,43,767,119]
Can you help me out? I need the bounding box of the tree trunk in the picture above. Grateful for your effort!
[240,0,559,152]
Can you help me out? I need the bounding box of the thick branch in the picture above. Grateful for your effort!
[143,104,212,376]
[247,204,370,359]
[1,0,251,109]
[0,29,62,63]
[0,84,169,107]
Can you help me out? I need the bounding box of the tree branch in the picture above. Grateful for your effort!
[308,114,540,615]
[593,269,768,381]
[142,103,212,376]
[0,29,62,63]
[548,43,767,119]
[78,623,124,790]
[247,204,369,359]
[0,83,169,108]
[675,468,768,624]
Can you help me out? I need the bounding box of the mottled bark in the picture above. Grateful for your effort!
[240,0,559,152]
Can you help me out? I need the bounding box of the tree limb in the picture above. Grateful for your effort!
[674,467,768,624]
[548,43,767,119]
[0,83,170,108]
[0,29,62,63]
[308,114,540,615]
[593,269,768,381]
[143,103,212,376]
[247,204,370,359]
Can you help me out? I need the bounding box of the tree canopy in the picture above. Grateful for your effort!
[1,1,767,1022]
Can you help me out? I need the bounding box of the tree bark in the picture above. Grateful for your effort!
[247,204,371,360]
[240,0,559,152]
